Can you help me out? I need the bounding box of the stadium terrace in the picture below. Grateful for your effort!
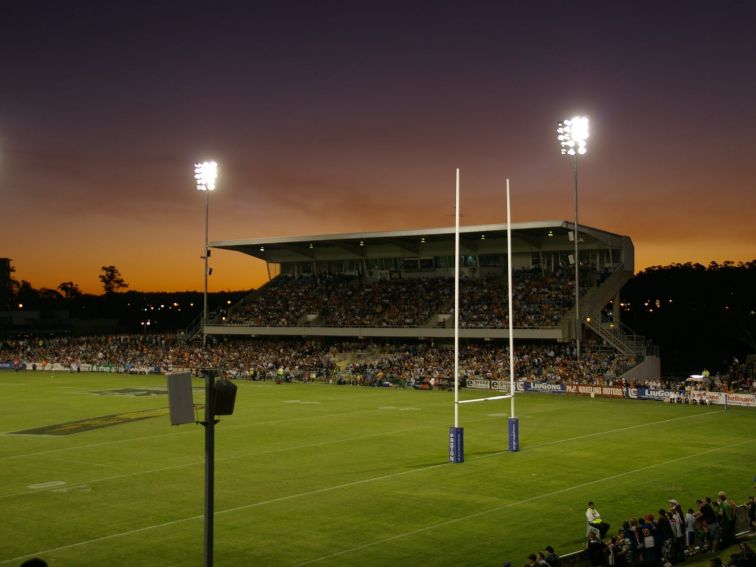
[203,221,658,381]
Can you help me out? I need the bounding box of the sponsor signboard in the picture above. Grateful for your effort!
[725,393,756,407]
[523,382,566,393]
[465,379,512,392]
[466,379,491,390]
[566,384,624,398]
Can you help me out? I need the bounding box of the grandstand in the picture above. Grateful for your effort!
[203,220,660,380]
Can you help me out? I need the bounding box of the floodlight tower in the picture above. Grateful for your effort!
[557,116,589,361]
[195,161,217,349]
[195,160,217,567]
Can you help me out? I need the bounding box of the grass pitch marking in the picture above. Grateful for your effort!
[9,407,170,436]
[0,406,721,501]
[1,408,740,565]
[294,435,756,566]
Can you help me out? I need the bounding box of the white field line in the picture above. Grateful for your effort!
[1,409,739,564]
[294,435,756,566]
[0,407,720,501]
[0,412,481,501]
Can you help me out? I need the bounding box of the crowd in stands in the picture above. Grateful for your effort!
[223,269,585,329]
[459,271,577,329]
[2,335,753,395]
[0,335,337,382]
[340,342,634,388]
[0,335,638,386]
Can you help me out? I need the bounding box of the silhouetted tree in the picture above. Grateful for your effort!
[58,281,82,299]
[99,266,128,294]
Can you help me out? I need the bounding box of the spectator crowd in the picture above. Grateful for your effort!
[521,492,755,567]
[0,335,638,386]
[1,336,752,395]
[223,269,586,329]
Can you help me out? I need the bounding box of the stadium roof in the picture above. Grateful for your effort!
[211,220,634,270]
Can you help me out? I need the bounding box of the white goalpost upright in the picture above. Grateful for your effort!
[449,176,519,463]
[505,179,519,451]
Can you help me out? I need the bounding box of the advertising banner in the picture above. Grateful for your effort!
[724,393,756,407]
[567,384,624,398]
[465,379,513,392]
[523,382,566,394]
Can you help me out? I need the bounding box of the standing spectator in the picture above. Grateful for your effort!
[669,499,686,562]
[614,529,633,567]
[605,536,620,566]
[698,498,721,553]
[534,551,551,567]
[544,546,561,567]
[639,515,656,563]
[746,495,756,533]
[684,508,698,555]
[623,520,642,563]
[586,532,608,567]
[657,509,675,565]
[717,491,737,549]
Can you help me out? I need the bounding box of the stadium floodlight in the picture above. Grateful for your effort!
[557,116,589,361]
[195,161,218,192]
[557,116,589,156]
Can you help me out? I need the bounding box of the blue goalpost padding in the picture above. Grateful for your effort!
[508,417,519,452]
[449,427,464,462]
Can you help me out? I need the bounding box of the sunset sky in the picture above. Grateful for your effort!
[2,1,755,294]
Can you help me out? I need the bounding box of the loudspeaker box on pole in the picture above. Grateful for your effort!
[213,379,237,416]
[167,372,195,425]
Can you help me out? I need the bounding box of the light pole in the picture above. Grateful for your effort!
[557,116,589,361]
[195,161,217,348]
[194,160,217,567]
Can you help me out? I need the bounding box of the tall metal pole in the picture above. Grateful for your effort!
[204,370,215,567]
[203,186,213,566]
[557,116,588,362]
[573,155,581,361]
[195,160,217,567]
[203,189,209,349]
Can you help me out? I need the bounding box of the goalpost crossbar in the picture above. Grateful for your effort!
[457,394,513,405]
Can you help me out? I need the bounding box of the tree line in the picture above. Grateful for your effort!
[0,264,246,335]
[620,260,756,375]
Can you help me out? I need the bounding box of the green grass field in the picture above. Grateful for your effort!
[1,372,754,566]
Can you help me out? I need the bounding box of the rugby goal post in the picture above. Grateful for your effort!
[450,176,518,463]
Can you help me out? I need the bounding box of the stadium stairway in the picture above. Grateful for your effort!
[562,265,654,359]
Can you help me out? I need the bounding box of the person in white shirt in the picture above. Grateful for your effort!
[586,501,610,539]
